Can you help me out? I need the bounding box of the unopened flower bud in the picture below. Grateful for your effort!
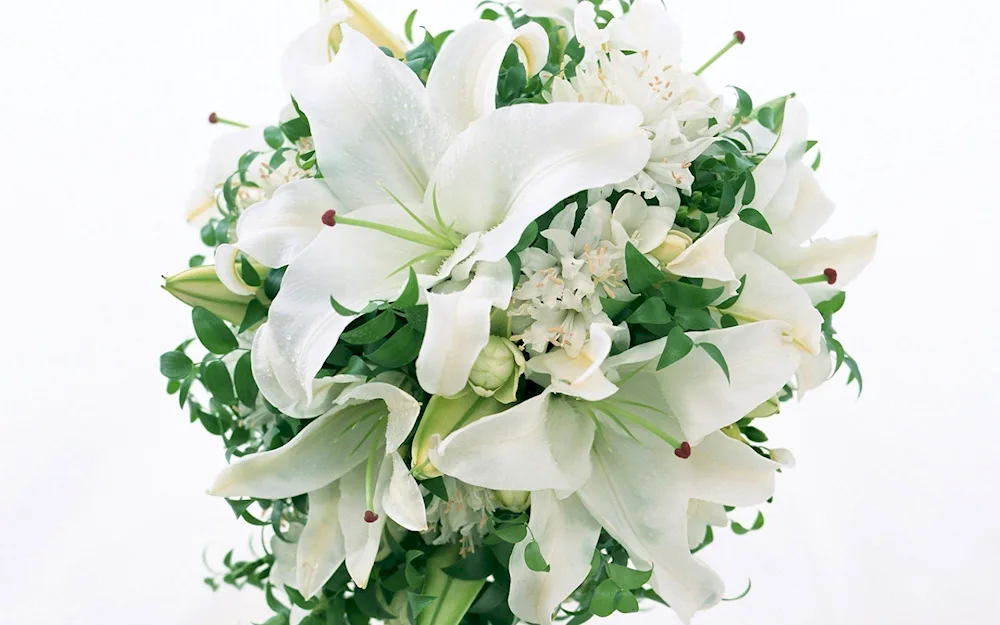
[495,490,530,513]
[650,230,693,265]
[468,336,526,404]
[411,392,505,479]
[162,265,255,325]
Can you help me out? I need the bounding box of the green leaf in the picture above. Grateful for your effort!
[731,511,765,535]
[607,564,652,590]
[742,170,756,205]
[200,222,217,247]
[329,294,360,316]
[720,314,739,328]
[590,579,620,617]
[263,126,285,149]
[738,208,772,234]
[844,353,864,395]
[616,590,640,613]
[234,352,258,407]
[523,540,550,572]
[404,9,418,42]
[815,291,846,317]
[407,594,436,620]
[627,298,671,325]
[698,342,730,382]
[264,266,286,300]
[513,221,539,252]
[624,242,664,293]
[421,477,448,501]
[674,307,716,331]
[730,85,753,120]
[657,326,693,370]
[192,306,239,354]
[718,180,736,217]
[159,351,193,380]
[660,281,724,309]
[341,311,397,345]
[717,275,747,309]
[226,498,253,519]
[601,296,631,320]
[366,325,422,368]
[393,267,421,309]
[239,299,268,334]
[743,425,768,442]
[189,254,205,267]
[178,374,195,407]
[495,524,528,544]
[203,359,236,404]
[756,95,789,133]
[240,256,262,287]
[722,579,752,602]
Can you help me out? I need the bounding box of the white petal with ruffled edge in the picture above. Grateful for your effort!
[296,481,347,598]
[208,400,386,499]
[429,102,650,265]
[234,179,342,268]
[526,324,617,401]
[382,452,428,532]
[728,252,824,353]
[416,259,514,397]
[603,321,801,442]
[767,233,878,304]
[280,8,349,92]
[427,20,548,137]
[666,217,738,281]
[508,491,601,625]
[334,381,421,452]
[431,394,595,492]
[338,459,389,588]
[214,244,258,296]
[682,431,779,506]
[293,30,448,207]
[746,99,809,222]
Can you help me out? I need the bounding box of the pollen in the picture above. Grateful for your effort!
[674,441,692,459]
[364,510,379,523]
[322,209,337,227]
[824,268,838,284]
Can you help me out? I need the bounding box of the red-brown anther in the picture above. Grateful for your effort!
[363,510,379,524]
[208,112,218,124]
[322,209,337,227]
[734,31,746,44]
[824,268,838,285]
[674,441,692,459]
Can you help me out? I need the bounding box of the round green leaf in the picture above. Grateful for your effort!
[159,351,193,380]
[202,360,236,405]
[523,540,550,573]
[234,351,258,407]
[192,307,239,354]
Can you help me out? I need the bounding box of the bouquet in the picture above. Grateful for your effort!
[160,1,877,623]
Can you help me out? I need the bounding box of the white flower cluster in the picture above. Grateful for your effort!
[173,1,877,624]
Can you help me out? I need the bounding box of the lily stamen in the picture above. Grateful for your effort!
[794,268,838,285]
[207,112,249,128]
[694,31,746,76]
[323,212,454,250]
[364,434,380,523]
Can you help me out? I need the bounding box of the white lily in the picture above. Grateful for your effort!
[517,0,578,31]
[229,23,650,410]
[687,500,729,550]
[430,322,799,623]
[208,380,426,597]
[552,0,727,203]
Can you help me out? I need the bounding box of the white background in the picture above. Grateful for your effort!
[1,1,997,623]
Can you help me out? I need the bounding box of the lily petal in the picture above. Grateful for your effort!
[526,324,618,401]
[214,244,258,296]
[208,400,385,499]
[280,8,349,92]
[747,99,808,222]
[579,425,724,623]
[603,321,801,442]
[382,452,428,531]
[428,21,549,137]
[796,338,832,396]
[293,30,448,207]
[417,260,514,397]
[338,458,388,589]
[432,394,595,492]
[767,233,878,304]
[335,381,421,452]
[430,102,651,265]
[267,203,435,399]
[517,0,577,29]
[509,491,601,625]
[235,179,341,268]
[296,481,347,599]
[666,217,738,282]
[764,164,834,247]
[683,431,778,506]
[729,252,824,354]
[606,0,683,60]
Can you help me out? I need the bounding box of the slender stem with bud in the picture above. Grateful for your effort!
[694,31,746,76]
[207,112,249,128]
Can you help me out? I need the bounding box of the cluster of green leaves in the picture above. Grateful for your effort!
[816,292,863,394]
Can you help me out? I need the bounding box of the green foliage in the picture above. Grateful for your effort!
[192,306,239,354]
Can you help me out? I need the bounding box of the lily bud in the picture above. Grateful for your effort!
[495,490,530,513]
[342,0,408,59]
[468,336,526,404]
[411,391,505,479]
[162,265,255,325]
[745,395,780,419]
[650,230,693,265]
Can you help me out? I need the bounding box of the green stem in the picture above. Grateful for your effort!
[336,215,453,250]
[418,545,487,625]
[694,34,743,76]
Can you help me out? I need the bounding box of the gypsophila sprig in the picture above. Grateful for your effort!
[160,2,877,624]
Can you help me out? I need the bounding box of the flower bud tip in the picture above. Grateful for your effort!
[824,268,838,284]
[734,31,746,44]
[322,209,337,227]
[363,510,379,523]
[674,441,692,459]
[208,112,218,124]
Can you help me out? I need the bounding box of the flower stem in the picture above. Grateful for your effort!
[694,32,745,76]
[417,545,487,625]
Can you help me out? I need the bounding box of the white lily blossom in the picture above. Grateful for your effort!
[208,380,426,597]
[431,322,800,623]
[227,24,650,413]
